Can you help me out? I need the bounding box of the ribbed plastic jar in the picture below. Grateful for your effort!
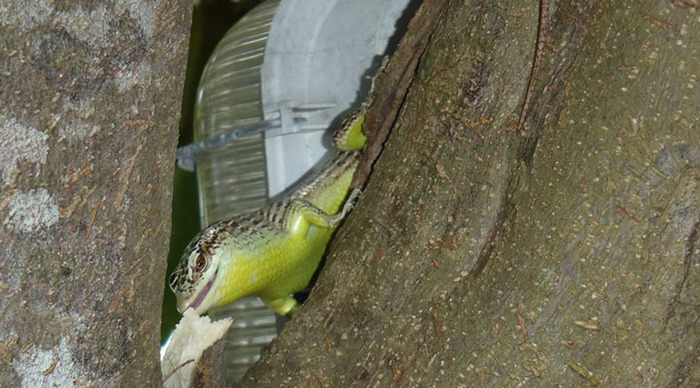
[192,0,281,382]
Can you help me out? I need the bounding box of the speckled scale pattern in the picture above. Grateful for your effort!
[170,112,365,315]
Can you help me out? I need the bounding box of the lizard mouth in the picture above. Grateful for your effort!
[190,270,217,311]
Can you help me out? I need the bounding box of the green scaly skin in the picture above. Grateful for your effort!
[169,112,366,316]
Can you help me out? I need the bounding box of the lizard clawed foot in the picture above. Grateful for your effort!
[329,188,363,227]
[346,188,363,208]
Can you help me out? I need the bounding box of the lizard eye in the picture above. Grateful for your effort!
[193,254,208,272]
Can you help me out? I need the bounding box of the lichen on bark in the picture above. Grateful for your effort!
[0,1,191,386]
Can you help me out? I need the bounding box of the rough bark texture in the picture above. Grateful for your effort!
[0,1,190,386]
[243,0,699,387]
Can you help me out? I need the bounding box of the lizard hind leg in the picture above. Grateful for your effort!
[333,111,367,151]
[329,188,362,227]
[286,189,363,237]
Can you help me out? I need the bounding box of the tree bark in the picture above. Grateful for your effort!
[0,1,190,386]
[243,0,699,386]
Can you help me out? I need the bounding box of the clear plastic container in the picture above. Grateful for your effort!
[191,1,281,384]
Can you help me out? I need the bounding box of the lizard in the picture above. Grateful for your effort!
[169,112,367,316]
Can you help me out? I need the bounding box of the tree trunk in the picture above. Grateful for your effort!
[243,0,700,386]
[0,1,190,386]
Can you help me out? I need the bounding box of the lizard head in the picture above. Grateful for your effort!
[169,223,225,315]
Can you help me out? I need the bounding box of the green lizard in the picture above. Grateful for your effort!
[169,113,366,316]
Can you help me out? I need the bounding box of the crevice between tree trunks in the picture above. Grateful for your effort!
[351,0,451,190]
